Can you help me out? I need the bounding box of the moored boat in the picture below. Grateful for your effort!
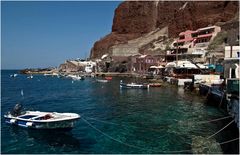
[72,76,84,80]
[96,79,108,83]
[68,75,84,81]
[10,74,18,78]
[4,104,80,130]
[120,80,149,89]
[27,75,33,79]
[44,73,52,76]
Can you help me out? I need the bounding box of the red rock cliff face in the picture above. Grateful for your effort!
[90,1,239,59]
[164,1,239,37]
[112,1,158,34]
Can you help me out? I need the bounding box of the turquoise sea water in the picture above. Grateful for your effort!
[1,70,238,154]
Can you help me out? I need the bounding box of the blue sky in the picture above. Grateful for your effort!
[1,1,122,69]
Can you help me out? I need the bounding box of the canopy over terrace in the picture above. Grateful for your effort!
[166,61,208,69]
[149,65,164,69]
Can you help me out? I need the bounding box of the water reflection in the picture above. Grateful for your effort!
[119,87,149,95]
[8,126,96,152]
[10,127,79,146]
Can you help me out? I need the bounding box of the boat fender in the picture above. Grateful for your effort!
[26,122,33,127]
[10,119,16,124]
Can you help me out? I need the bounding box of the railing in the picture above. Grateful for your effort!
[195,42,209,48]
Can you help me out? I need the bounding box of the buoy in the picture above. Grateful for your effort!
[26,122,33,127]
[10,119,16,124]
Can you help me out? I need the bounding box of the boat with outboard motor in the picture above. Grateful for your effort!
[120,80,149,89]
[4,104,80,130]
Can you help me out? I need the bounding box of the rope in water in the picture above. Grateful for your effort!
[207,120,234,139]
[81,117,192,153]
[197,115,232,124]
[218,92,224,108]
[205,86,211,99]
[84,116,179,134]
[84,116,129,126]
[82,116,238,152]
[219,137,239,145]
[84,115,232,128]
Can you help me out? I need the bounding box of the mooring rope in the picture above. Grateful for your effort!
[218,92,224,108]
[197,115,232,124]
[84,116,129,127]
[84,115,232,129]
[81,117,145,151]
[81,117,192,153]
[205,86,211,99]
[207,120,234,139]
[84,116,178,133]
[219,137,239,145]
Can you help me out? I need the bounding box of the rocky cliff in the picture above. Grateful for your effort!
[90,1,239,59]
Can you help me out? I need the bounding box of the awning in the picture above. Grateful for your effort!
[101,54,108,59]
[139,55,148,58]
[150,65,163,69]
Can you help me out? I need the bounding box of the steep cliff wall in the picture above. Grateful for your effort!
[90,1,239,59]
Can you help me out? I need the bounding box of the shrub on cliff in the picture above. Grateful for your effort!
[207,31,227,51]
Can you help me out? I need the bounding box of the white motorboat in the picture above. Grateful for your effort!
[43,73,52,76]
[27,75,33,79]
[96,79,108,83]
[72,75,84,81]
[4,104,80,130]
[120,80,149,89]
[44,73,59,77]
[67,75,84,80]
[10,74,18,78]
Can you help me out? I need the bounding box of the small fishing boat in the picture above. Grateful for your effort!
[10,74,18,78]
[4,104,80,130]
[120,80,149,89]
[43,73,52,76]
[44,73,60,77]
[96,79,108,83]
[72,75,84,81]
[67,75,84,80]
[27,75,33,79]
[52,72,59,76]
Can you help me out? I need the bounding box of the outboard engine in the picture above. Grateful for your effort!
[10,103,23,116]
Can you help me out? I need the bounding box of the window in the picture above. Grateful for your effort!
[231,68,236,78]
[179,36,185,39]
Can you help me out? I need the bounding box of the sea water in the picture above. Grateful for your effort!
[1,70,238,154]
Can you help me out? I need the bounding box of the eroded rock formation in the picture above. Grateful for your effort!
[90,1,239,59]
